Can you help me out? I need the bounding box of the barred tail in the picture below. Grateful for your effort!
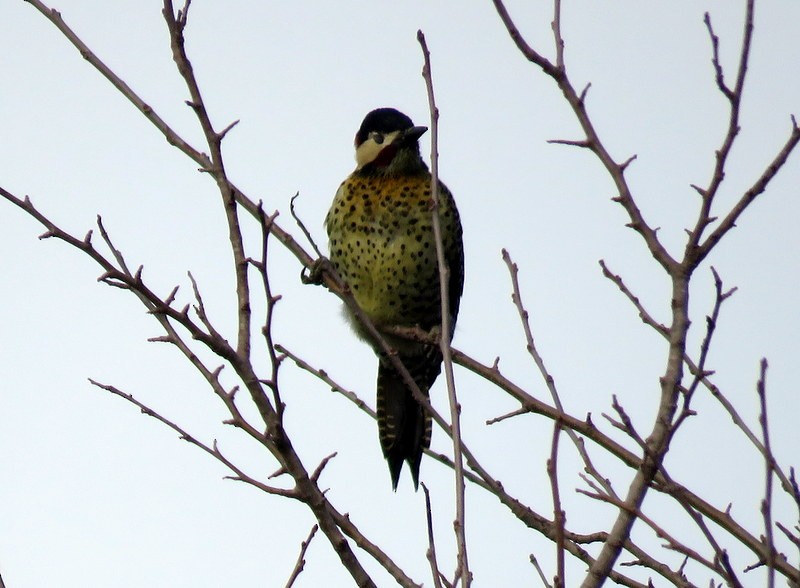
[376,349,441,490]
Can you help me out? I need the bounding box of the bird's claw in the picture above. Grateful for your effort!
[302,257,330,285]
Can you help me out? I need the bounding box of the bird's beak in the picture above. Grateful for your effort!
[399,125,428,143]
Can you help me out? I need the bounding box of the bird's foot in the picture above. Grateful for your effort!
[302,256,331,285]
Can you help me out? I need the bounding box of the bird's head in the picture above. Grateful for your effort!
[353,108,428,175]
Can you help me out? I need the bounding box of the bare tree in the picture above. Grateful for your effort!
[1,1,798,586]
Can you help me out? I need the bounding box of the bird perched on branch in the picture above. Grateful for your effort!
[325,107,464,490]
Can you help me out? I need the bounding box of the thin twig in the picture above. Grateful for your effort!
[602,395,645,451]
[422,484,448,588]
[23,0,324,286]
[551,0,564,71]
[276,344,376,419]
[600,259,797,495]
[530,554,554,588]
[548,421,566,588]
[88,379,295,498]
[695,116,800,265]
[290,193,325,259]
[417,30,470,587]
[253,204,285,418]
[162,0,252,360]
[491,0,676,274]
[673,267,736,430]
[757,359,776,588]
[685,3,755,255]
[504,249,617,498]
[704,13,734,99]
[676,501,744,587]
[284,524,319,588]
[578,487,723,582]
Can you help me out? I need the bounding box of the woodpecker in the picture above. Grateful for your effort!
[325,107,464,490]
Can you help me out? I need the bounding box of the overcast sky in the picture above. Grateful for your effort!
[2,1,799,586]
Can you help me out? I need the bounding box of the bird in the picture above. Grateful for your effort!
[325,107,464,490]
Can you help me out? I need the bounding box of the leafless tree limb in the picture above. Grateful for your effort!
[422,484,449,588]
[161,0,252,360]
[491,0,676,275]
[289,193,325,260]
[276,344,376,419]
[548,421,566,588]
[284,524,319,588]
[251,204,285,417]
[503,249,617,497]
[601,259,798,498]
[673,268,735,431]
[417,30,470,587]
[530,553,554,588]
[489,0,800,585]
[88,379,295,498]
[757,359,777,588]
[5,1,798,586]
[452,341,799,581]
[602,395,645,451]
[676,502,744,588]
[22,0,324,287]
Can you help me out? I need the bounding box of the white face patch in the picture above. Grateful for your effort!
[355,130,402,169]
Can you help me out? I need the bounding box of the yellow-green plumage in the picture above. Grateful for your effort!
[325,108,464,490]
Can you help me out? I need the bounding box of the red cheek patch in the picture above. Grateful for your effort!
[371,144,399,168]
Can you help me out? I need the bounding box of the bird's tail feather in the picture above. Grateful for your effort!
[376,348,441,490]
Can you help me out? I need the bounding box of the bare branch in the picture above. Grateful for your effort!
[599,260,668,336]
[284,524,319,588]
[422,484,449,588]
[504,250,616,497]
[687,3,800,268]
[218,119,240,141]
[290,193,324,259]
[417,30,470,587]
[551,0,564,71]
[161,0,252,359]
[703,13,734,100]
[491,0,559,75]
[491,1,677,274]
[530,554,554,588]
[695,116,800,264]
[602,395,645,450]
[277,344,376,419]
[757,359,777,588]
[88,379,295,498]
[486,407,529,425]
[310,452,338,484]
[253,204,285,417]
[23,0,325,287]
[547,138,591,148]
[601,259,797,497]
[673,267,734,430]
[548,422,566,588]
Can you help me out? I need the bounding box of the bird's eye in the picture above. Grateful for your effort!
[370,131,385,145]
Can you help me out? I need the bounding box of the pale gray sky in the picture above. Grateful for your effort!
[2,1,799,586]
